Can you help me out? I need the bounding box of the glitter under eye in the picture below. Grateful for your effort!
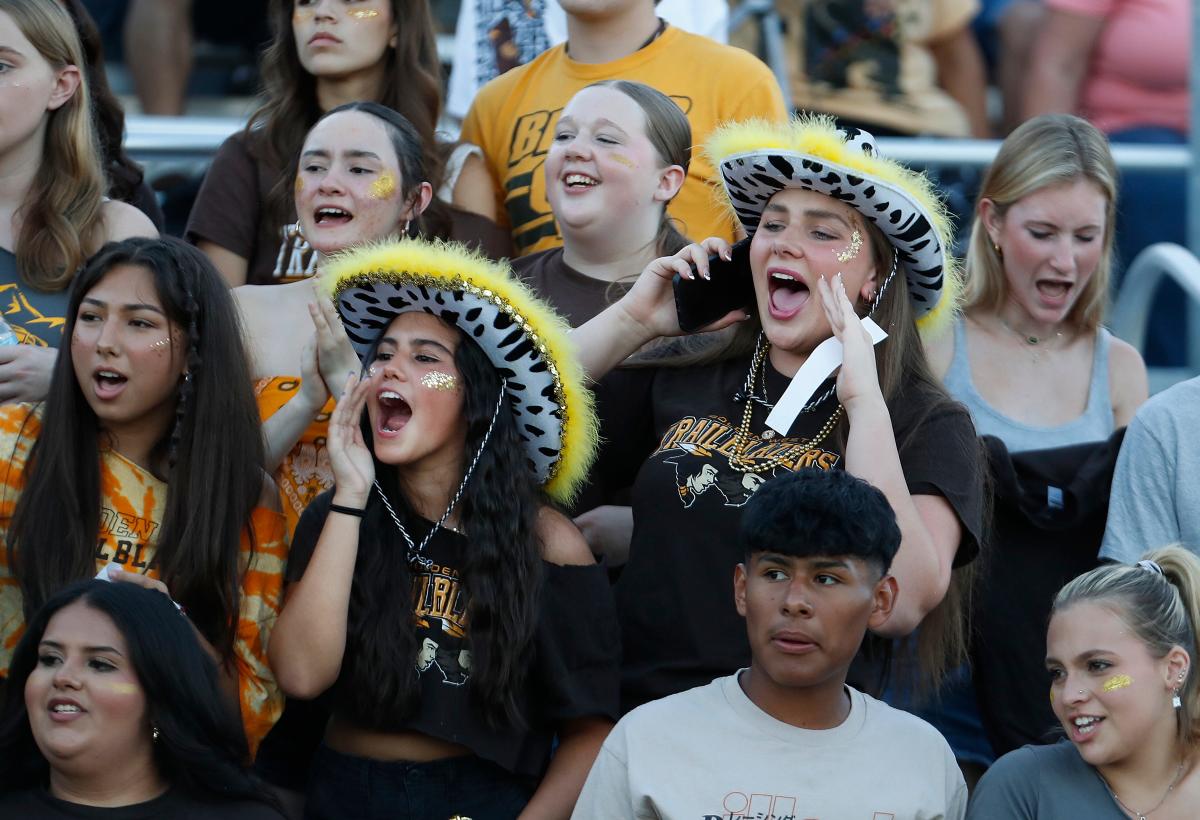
[370,172,397,200]
[348,9,380,19]
[835,229,863,263]
[421,371,458,391]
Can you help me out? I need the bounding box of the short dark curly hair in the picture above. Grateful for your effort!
[740,469,901,575]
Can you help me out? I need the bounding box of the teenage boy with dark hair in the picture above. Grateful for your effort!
[572,469,967,819]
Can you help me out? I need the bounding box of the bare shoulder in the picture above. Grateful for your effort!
[98,199,158,244]
[922,321,957,381]
[536,507,596,567]
[1108,335,1149,425]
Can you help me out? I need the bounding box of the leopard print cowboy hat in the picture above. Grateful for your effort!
[705,115,961,334]
[323,237,598,504]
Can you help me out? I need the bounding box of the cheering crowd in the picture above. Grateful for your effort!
[0,1,1195,818]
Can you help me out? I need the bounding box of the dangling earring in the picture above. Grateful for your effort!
[1175,671,1187,708]
[403,219,411,237]
[152,724,160,741]
[287,221,306,243]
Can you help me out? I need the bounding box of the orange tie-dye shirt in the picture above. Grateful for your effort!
[255,377,335,539]
[0,404,287,754]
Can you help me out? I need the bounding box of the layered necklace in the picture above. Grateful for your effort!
[728,335,841,474]
[1099,759,1187,820]
[999,316,1065,362]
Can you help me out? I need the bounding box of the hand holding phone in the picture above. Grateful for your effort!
[672,238,754,332]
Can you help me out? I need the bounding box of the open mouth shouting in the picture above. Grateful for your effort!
[376,389,413,437]
[1035,278,1074,309]
[766,270,811,320]
[92,368,129,401]
[314,206,354,227]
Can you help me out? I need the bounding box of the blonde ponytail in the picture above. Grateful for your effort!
[1055,545,1200,749]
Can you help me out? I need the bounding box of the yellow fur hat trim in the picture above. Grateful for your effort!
[703,115,961,338]
[322,238,599,505]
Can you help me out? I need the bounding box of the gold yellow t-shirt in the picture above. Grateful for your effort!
[460,25,789,256]
[0,404,287,754]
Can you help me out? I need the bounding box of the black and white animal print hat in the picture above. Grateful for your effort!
[704,115,960,334]
[323,238,598,504]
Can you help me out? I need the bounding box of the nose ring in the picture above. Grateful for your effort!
[1078,689,1085,695]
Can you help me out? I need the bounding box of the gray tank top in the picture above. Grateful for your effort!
[0,247,70,348]
[943,317,1114,452]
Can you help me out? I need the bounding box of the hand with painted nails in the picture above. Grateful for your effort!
[327,373,375,506]
[621,237,747,339]
[817,272,883,412]
[309,290,360,401]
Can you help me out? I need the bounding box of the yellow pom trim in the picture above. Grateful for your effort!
[321,237,599,505]
[703,115,961,338]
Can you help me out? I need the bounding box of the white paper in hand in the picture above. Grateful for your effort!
[765,316,888,436]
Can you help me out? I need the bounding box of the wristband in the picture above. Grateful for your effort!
[329,503,366,518]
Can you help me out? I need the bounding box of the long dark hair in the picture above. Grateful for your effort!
[6,237,265,662]
[340,327,544,728]
[56,0,148,207]
[252,0,447,235]
[0,580,279,809]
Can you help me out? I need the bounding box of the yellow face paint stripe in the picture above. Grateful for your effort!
[1102,674,1133,692]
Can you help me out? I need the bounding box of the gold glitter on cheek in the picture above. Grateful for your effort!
[611,153,636,168]
[421,371,458,391]
[348,8,380,19]
[295,176,304,193]
[835,229,863,263]
[105,681,139,696]
[1049,687,1054,704]
[370,172,397,200]
[151,338,170,352]
[1102,674,1133,692]
[292,9,313,24]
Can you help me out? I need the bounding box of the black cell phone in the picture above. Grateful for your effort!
[672,238,754,332]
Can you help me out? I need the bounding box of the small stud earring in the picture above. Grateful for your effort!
[992,241,1004,260]
[152,725,160,741]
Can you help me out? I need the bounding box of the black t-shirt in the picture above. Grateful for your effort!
[513,248,632,327]
[0,789,283,820]
[611,354,984,711]
[287,491,621,777]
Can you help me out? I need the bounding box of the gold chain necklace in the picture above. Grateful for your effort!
[728,339,842,474]
[999,317,1065,362]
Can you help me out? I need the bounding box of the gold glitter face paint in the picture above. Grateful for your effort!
[1049,687,1055,704]
[611,153,636,168]
[151,339,170,351]
[105,681,139,696]
[348,8,380,19]
[421,371,458,391]
[292,9,313,24]
[1102,674,1133,692]
[370,172,397,200]
[834,229,863,264]
[295,175,304,193]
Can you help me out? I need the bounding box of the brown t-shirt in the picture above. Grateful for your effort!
[512,247,632,326]
[186,131,512,285]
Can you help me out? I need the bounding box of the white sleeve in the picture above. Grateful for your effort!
[1101,415,1179,563]
[571,734,638,819]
